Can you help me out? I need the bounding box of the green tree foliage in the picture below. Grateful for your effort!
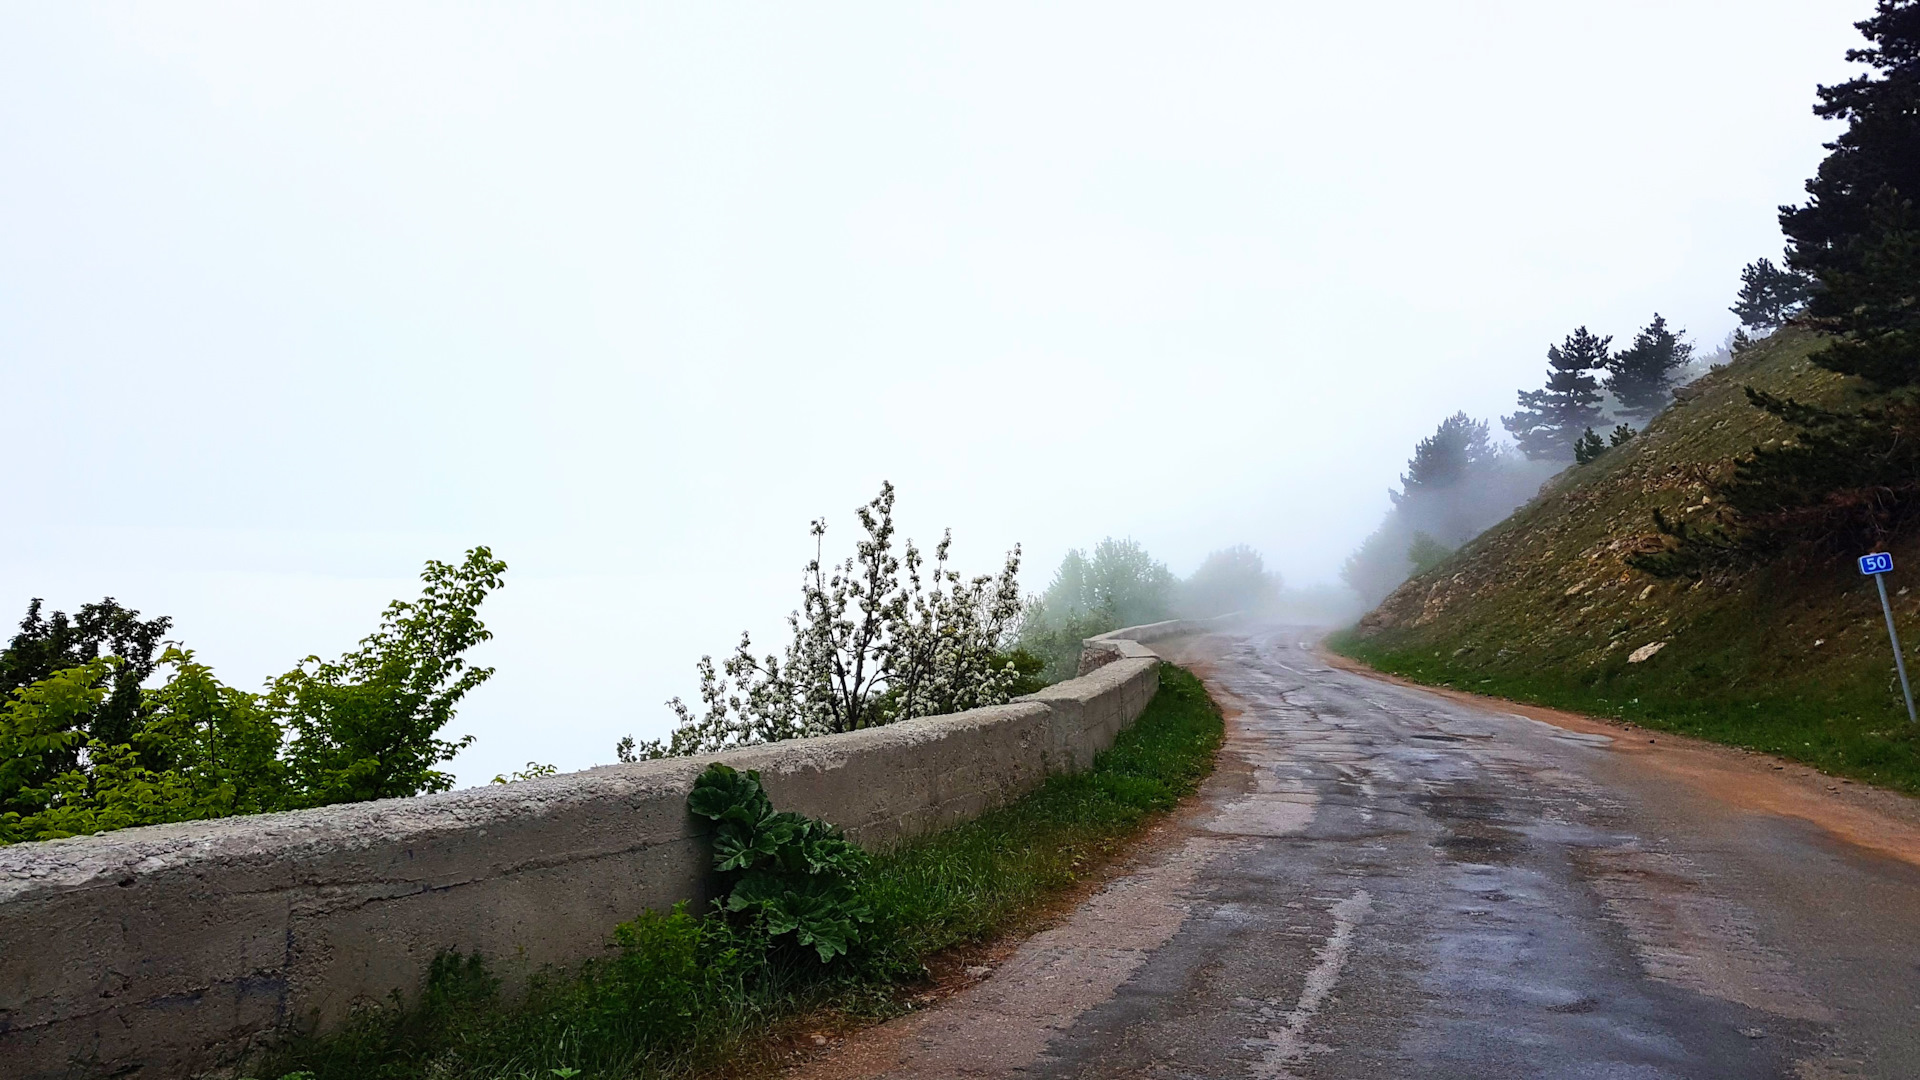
[1034,539,1176,628]
[1503,328,1611,460]
[1,598,171,761]
[0,549,506,844]
[270,547,507,805]
[1731,258,1814,332]
[1606,315,1694,421]
[1396,412,1494,497]
[1611,423,1636,447]
[1780,1,1920,291]
[1174,545,1281,620]
[1803,189,1920,388]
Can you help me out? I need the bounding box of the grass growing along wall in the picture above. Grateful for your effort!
[252,664,1224,1080]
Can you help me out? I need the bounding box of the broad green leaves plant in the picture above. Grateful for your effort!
[687,763,870,962]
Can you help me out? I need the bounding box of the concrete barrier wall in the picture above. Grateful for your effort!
[0,641,1173,1080]
[1077,617,1227,676]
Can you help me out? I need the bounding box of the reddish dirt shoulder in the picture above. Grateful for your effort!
[1322,647,1920,870]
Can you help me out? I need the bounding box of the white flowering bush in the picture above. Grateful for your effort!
[618,483,1027,760]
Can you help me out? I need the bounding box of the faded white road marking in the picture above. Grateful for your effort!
[1247,889,1373,1078]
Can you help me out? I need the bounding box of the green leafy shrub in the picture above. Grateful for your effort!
[0,547,506,844]
[688,763,871,962]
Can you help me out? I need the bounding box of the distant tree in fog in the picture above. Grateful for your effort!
[1175,545,1281,619]
[1344,413,1555,606]
[1606,315,1693,421]
[1503,327,1610,460]
[1394,413,1494,509]
[1405,532,1453,576]
[1031,538,1175,629]
[1017,538,1176,683]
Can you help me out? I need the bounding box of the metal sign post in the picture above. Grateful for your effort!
[1859,552,1917,724]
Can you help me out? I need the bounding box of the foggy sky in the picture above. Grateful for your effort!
[1,2,1870,783]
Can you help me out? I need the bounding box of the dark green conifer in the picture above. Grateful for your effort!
[1606,315,1693,421]
[1730,258,1812,332]
[1393,412,1493,504]
[1780,1,1920,291]
[1503,327,1610,460]
[1573,428,1607,464]
[1634,2,1920,573]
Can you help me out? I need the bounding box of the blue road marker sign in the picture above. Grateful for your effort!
[1860,551,1917,723]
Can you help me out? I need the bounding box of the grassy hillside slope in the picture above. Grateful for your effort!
[1332,329,1920,793]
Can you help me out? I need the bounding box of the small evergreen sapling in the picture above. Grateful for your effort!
[1573,428,1607,464]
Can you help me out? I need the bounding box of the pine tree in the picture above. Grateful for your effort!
[1730,258,1813,332]
[1634,2,1920,573]
[1606,314,1693,421]
[1610,423,1635,447]
[1804,185,1920,388]
[1503,327,1610,459]
[1392,412,1492,502]
[1573,428,1607,464]
[1780,1,1920,293]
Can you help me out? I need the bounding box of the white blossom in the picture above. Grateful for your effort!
[621,482,1025,760]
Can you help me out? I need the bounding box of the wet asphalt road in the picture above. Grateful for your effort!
[804,627,1920,1079]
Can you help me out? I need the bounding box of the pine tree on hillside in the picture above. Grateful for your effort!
[1573,428,1607,465]
[1392,412,1492,502]
[1730,258,1813,332]
[1606,314,1694,421]
[1502,327,1610,459]
[1781,1,1920,295]
[1804,188,1920,387]
[1633,1,1920,573]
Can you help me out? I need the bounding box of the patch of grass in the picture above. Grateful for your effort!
[1328,628,1920,793]
[253,665,1223,1080]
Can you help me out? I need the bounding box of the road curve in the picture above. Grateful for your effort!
[795,626,1920,1079]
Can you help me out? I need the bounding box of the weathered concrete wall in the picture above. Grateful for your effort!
[1076,617,1226,676]
[0,645,1168,1080]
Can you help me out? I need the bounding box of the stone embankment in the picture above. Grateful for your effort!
[0,623,1200,1080]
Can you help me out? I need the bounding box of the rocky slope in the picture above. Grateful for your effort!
[1337,329,1920,791]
